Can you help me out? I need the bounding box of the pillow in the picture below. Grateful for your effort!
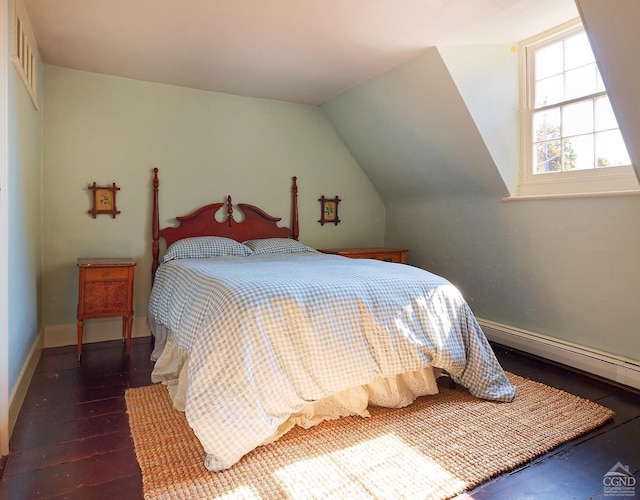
[243,238,318,255]
[161,236,252,263]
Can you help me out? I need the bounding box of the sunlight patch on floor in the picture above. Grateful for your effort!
[273,432,466,498]
[211,484,261,499]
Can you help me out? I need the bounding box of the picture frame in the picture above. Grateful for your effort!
[88,182,121,218]
[318,195,341,226]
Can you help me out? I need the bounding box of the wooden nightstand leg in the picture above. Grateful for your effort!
[77,320,84,362]
[125,315,133,354]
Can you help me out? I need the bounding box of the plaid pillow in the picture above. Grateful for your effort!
[243,238,318,255]
[161,236,252,263]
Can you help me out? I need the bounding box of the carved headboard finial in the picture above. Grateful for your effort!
[226,196,233,226]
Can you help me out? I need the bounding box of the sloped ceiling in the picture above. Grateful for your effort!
[23,0,578,104]
[321,47,512,199]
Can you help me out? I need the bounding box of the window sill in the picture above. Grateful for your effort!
[503,189,640,201]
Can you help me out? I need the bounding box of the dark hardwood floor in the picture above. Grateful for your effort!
[0,337,638,499]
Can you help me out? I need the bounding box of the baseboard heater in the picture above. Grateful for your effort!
[477,318,640,391]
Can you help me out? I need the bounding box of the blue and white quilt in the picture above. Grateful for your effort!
[148,252,516,470]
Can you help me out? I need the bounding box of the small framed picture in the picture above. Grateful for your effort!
[88,182,121,218]
[318,195,341,226]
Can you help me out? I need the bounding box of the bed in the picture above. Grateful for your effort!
[147,168,516,472]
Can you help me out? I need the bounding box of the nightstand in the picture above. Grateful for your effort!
[76,258,136,361]
[318,247,408,264]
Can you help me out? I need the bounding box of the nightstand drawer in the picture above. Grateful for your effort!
[318,247,408,264]
[350,251,403,263]
[84,266,131,282]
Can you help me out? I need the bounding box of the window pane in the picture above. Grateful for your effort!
[564,32,595,70]
[533,108,561,141]
[534,140,562,173]
[595,96,617,131]
[535,41,563,80]
[535,75,563,108]
[565,64,598,100]
[596,130,631,167]
[564,134,594,170]
[563,101,593,137]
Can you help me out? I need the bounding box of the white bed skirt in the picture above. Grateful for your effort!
[151,330,442,447]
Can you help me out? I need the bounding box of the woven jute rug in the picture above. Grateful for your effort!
[126,373,614,499]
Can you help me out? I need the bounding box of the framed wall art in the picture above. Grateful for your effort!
[318,195,341,226]
[88,182,121,218]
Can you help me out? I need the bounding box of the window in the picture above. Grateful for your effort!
[519,20,637,196]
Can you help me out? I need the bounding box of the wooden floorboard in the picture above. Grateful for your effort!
[0,337,638,499]
[1,337,154,500]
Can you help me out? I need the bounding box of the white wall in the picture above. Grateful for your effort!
[439,45,519,195]
[41,66,385,337]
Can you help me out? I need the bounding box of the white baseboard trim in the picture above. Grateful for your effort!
[478,318,640,391]
[44,317,152,348]
[9,329,43,442]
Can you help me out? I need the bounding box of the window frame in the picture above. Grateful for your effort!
[518,19,638,197]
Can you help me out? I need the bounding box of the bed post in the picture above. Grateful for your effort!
[152,168,160,284]
[292,176,299,240]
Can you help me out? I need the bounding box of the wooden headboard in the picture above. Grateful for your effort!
[151,168,299,282]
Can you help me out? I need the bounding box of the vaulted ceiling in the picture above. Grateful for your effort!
[23,0,578,104]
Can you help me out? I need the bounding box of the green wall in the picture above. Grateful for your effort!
[28,0,640,371]
[7,17,42,392]
[323,46,640,363]
[41,66,384,330]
